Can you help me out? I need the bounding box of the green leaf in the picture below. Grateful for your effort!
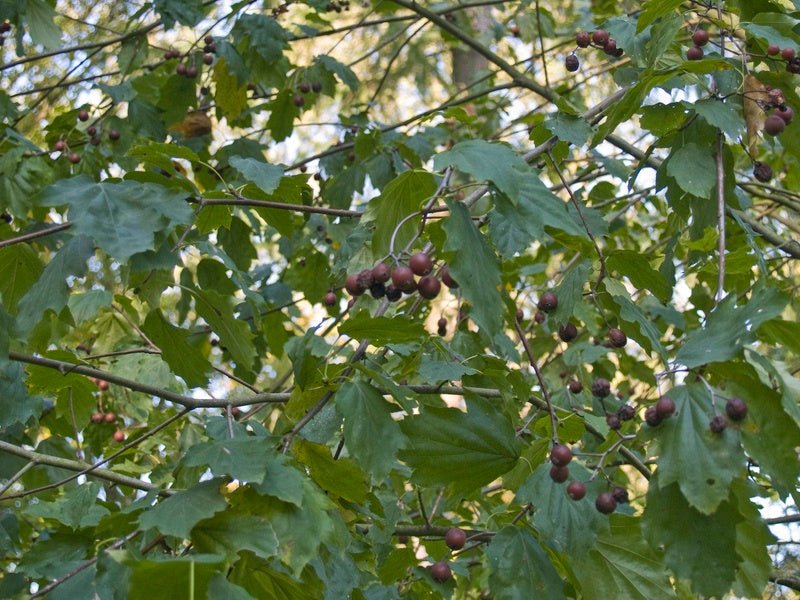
[516,462,609,556]
[315,55,359,91]
[229,156,283,195]
[213,59,250,121]
[665,142,716,199]
[67,290,112,324]
[182,438,275,484]
[138,480,227,538]
[251,454,308,507]
[604,278,668,361]
[655,385,744,514]
[292,439,368,503]
[637,0,684,31]
[676,286,786,368]
[433,140,533,202]
[574,516,676,600]
[192,513,279,560]
[485,526,566,599]
[606,250,672,304]
[208,574,257,600]
[643,478,742,597]
[399,396,521,493]
[544,113,593,147]
[121,554,225,600]
[16,235,94,336]
[191,289,256,371]
[443,201,503,339]
[142,310,211,387]
[417,360,478,381]
[339,314,426,346]
[365,170,437,258]
[0,244,42,313]
[39,176,193,261]
[24,483,109,529]
[731,481,775,598]
[593,72,675,143]
[0,360,40,427]
[335,382,407,479]
[551,260,591,325]
[692,98,745,139]
[25,0,62,49]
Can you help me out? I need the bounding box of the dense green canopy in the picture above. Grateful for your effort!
[0,0,798,597]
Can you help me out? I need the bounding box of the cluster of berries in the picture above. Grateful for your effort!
[549,444,630,513]
[766,43,800,74]
[566,28,624,72]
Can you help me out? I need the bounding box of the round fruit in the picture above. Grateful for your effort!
[417,276,441,299]
[787,58,800,74]
[445,527,467,550]
[591,378,611,398]
[568,380,583,394]
[538,291,558,313]
[54,140,66,152]
[437,324,447,336]
[323,291,337,306]
[603,39,617,55]
[774,105,794,124]
[68,152,81,164]
[203,53,214,65]
[293,94,305,107]
[565,54,580,72]
[515,308,524,321]
[692,29,709,46]
[764,114,786,136]
[369,282,386,298]
[753,161,773,183]
[533,310,545,324]
[108,129,120,141]
[372,262,390,283]
[687,46,704,60]
[0,22,10,33]
[595,492,617,514]
[185,66,198,78]
[299,81,311,94]
[645,405,662,427]
[437,317,447,328]
[104,411,116,423]
[606,413,621,430]
[550,444,573,467]
[655,396,676,419]
[312,81,322,93]
[91,412,104,424]
[345,274,365,296]
[592,29,609,46]
[385,285,402,301]
[356,268,374,290]
[409,252,433,276]
[430,561,451,583]
[78,110,89,121]
[113,430,125,443]
[725,397,748,421]
[567,480,586,500]
[576,31,590,48]
[617,404,635,421]
[97,379,108,391]
[90,136,101,146]
[549,464,570,483]
[611,486,629,503]
[391,265,416,292]
[176,63,187,75]
[87,125,97,136]
[781,47,796,60]
[558,322,578,342]
[709,414,727,433]
[440,266,458,288]
[767,44,780,56]
[608,327,627,348]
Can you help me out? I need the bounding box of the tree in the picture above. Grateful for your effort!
[0,0,798,597]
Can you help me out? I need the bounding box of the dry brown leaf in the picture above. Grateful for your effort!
[169,110,212,139]
[743,74,770,156]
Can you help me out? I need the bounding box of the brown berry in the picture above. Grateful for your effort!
[176,63,188,75]
[591,378,611,398]
[565,54,580,72]
[774,105,794,124]
[185,66,198,78]
[293,94,305,107]
[86,125,97,136]
[709,415,727,433]
[617,405,635,421]
[753,162,773,182]
[385,285,402,301]
[781,47,796,61]
[645,405,662,427]
[655,396,676,419]
[537,291,558,313]
[611,486,629,504]
[417,276,441,300]
[91,412,104,424]
[103,411,116,423]
[566,480,586,500]
[391,265,416,293]
[372,263,390,283]
[108,129,120,141]
[54,140,66,152]
[409,252,433,276]
[576,31,591,48]
[692,29,709,46]
[440,266,458,288]
[77,110,89,121]
[764,114,786,136]
[445,527,467,550]
[558,322,578,342]
[356,268,374,290]
[568,380,583,394]
[595,492,617,514]
[603,39,617,55]
[608,327,627,348]
[549,464,570,483]
[767,44,780,56]
[203,53,214,65]
[323,291,337,306]
[687,46,704,60]
[725,397,748,421]
[68,152,81,164]
[592,29,609,46]
[550,444,573,467]
[345,274,365,296]
[606,413,621,430]
[113,430,125,443]
[430,561,451,582]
